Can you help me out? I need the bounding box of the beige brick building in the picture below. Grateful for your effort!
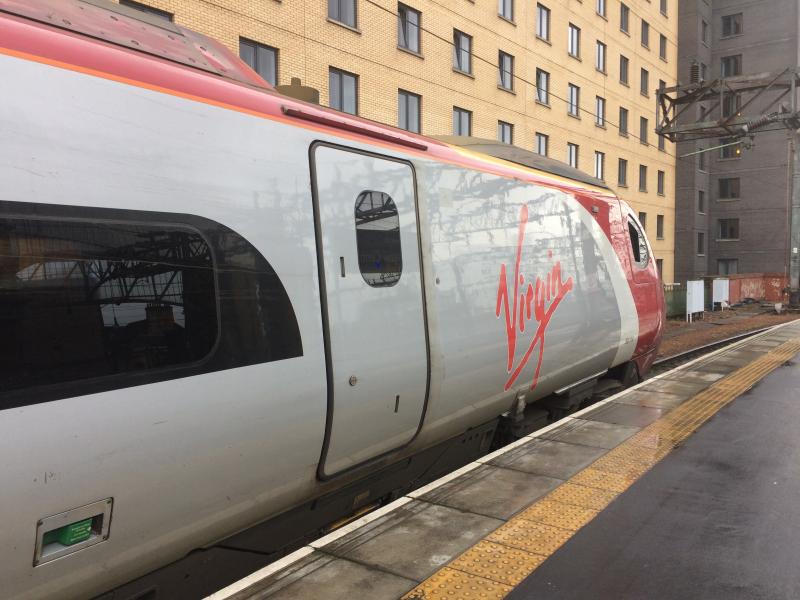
[119,0,678,281]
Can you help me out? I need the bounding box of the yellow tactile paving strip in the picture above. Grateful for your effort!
[402,337,800,600]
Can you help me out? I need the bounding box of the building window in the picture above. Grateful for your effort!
[620,55,629,85]
[498,0,513,21]
[697,231,705,255]
[453,30,472,74]
[329,68,358,114]
[499,51,514,90]
[718,259,738,275]
[536,68,550,104]
[498,121,514,144]
[453,106,472,135]
[620,3,630,33]
[640,117,649,145]
[657,170,665,195]
[568,84,580,117]
[535,132,549,156]
[656,258,663,279]
[355,192,402,287]
[718,218,740,240]
[722,92,742,117]
[568,23,581,58]
[397,4,421,53]
[698,147,707,171]
[720,138,741,159]
[698,190,706,213]
[641,68,650,96]
[594,151,605,180]
[537,3,551,41]
[660,0,668,16]
[718,177,741,199]
[239,39,278,86]
[701,20,709,44]
[639,164,647,191]
[567,143,579,168]
[638,211,647,229]
[595,96,606,126]
[721,55,742,77]
[701,62,708,81]
[619,106,629,136]
[398,89,421,133]
[596,0,606,18]
[659,34,667,60]
[641,20,650,48]
[119,0,173,20]
[656,214,664,239]
[618,158,628,186]
[329,0,357,27]
[721,13,743,37]
[596,41,607,73]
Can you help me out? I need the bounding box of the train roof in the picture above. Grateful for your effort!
[0,1,616,200]
[0,0,268,88]
[433,136,610,191]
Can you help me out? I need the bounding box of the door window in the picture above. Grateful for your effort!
[354,191,402,287]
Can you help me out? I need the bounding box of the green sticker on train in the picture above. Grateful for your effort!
[43,518,93,546]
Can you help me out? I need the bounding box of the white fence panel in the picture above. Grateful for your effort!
[712,278,730,310]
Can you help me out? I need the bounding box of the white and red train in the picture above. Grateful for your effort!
[0,1,664,599]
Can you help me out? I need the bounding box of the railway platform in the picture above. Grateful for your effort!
[208,320,800,600]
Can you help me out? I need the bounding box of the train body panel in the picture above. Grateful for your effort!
[0,7,664,599]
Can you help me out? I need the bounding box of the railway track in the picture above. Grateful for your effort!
[648,326,775,376]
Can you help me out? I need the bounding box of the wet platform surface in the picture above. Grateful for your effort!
[209,321,800,600]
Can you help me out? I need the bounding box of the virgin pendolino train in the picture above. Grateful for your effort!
[0,1,664,598]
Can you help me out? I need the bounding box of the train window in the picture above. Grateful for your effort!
[354,191,402,287]
[628,217,649,268]
[0,202,302,408]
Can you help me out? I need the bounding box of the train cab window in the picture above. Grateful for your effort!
[628,217,649,268]
[354,191,402,287]
[0,202,302,408]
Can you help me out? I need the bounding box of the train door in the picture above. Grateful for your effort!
[626,210,661,348]
[311,143,429,478]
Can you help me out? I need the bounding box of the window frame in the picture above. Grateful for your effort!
[536,68,550,104]
[619,106,629,136]
[620,3,630,33]
[535,132,549,156]
[620,54,629,85]
[329,67,359,115]
[567,83,580,117]
[536,3,551,41]
[239,38,278,86]
[498,0,514,22]
[398,89,421,133]
[453,29,473,75]
[397,3,421,54]
[596,40,607,73]
[640,67,650,96]
[618,157,628,186]
[717,218,740,241]
[594,150,605,180]
[498,51,514,91]
[639,164,648,192]
[328,0,357,28]
[721,13,743,38]
[641,19,650,48]
[567,142,579,168]
[498,121,514,145]
[568,23,581,58]
[453,106,472,136]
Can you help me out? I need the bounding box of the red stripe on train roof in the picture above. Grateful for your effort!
[0,9,615,202]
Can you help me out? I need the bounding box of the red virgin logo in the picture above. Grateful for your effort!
[496,204,574,392]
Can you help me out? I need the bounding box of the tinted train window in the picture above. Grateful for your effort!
[0,202,302,409]
[354,191,402,287]
[628,218,649,267]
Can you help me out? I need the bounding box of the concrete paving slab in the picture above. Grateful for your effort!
[638,378,709,396]
[232,553,415,600]
[322,500,503,582]
[694,362,740,374]
[578,403,665,428]
[420,464,562,520]
[490,438,606,480]
[659,370,726,384]
[613,390,687,410]
[539,419,639,449]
